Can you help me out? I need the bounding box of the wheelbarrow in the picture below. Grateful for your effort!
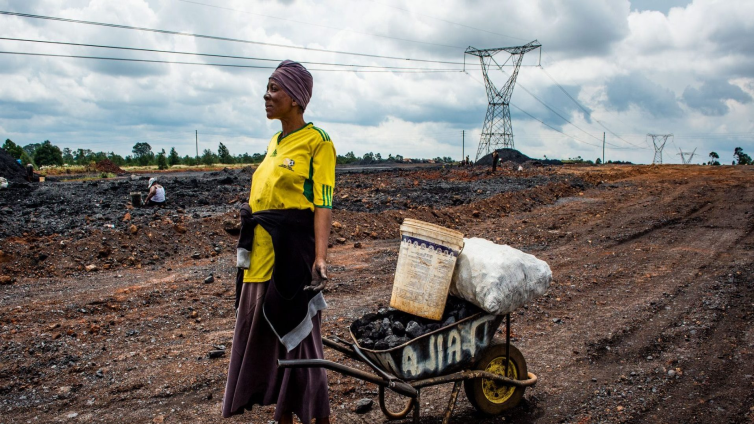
[279,311,537,423]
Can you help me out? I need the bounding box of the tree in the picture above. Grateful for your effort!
[62,147,74,164]
[107,152,126,166]
[168,147,181,166]
[375,153,382,162]
[734,147,751,165]
[395,154,404,162]
[708,151,720,166]
[74,148,93,165]
[20,150,35,167]
[2,139,24,159]
[132,142,154,166]
[218,143,234,164]
[156,149,168,170]
[201,148,217,165]
[363,152,375,162]
[33,140,64,166]
[23,143,42,158]
[595,157,602,165]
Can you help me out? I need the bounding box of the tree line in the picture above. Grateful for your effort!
[2,139,426,169]
[2,139,268,169]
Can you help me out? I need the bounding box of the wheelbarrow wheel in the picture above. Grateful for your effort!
[464,342,527,415]
[378,386,415,420]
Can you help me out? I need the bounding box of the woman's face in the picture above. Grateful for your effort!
[264,79,297,120]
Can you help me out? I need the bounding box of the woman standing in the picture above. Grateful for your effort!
[223,60,335,424]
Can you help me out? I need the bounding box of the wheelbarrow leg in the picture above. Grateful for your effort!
[413,390,421,424]
[442,381,463,424]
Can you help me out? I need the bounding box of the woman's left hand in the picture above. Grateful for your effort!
[306,258,328,293]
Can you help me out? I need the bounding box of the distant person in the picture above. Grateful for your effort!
[465,155,470,166]
[492,150,499,173]
[26,163,34,182]
[143,178,166,206]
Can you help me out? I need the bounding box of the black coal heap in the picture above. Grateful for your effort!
[351,297,480,350]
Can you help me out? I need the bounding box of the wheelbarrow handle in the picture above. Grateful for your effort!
[278,359,417,398]
[322,337,401,385]
[322,337,358,359]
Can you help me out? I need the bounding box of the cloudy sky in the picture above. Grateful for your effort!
[0,0,752,164]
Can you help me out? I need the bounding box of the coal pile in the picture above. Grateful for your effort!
[351,297,481,350]
[95,159,126,175]
[476,148,562,166]
[0,147,29,184]
[334,168,566,212]
[0,168,251,238]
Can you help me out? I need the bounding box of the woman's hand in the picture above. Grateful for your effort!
[306,258,328,293]
[307,207,332,293]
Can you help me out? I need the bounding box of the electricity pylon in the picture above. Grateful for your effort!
[466,40,541,161]
[677,147,697,164]
[647,134,673,164]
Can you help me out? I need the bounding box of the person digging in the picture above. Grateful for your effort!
[143,178,166,207]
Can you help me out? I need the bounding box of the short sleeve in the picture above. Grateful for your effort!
[312,139,336,208]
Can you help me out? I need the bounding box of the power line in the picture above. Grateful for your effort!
[490,62,647,150]
[0,10,467,65]
[176,0,465,50]
[538,67,646,149]
[0,50,463,73]
[0,37,460,71]
[464,71,603,149]
[487,60,604,144]
[509,104,603,149]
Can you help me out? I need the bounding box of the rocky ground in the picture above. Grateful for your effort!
[1,163,753,423]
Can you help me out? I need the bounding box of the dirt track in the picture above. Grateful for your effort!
[1,164,753,423]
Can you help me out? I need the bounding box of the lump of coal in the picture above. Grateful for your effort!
[374,340,389,350]
[358,338,375,349]
[385,335,409,348]
[392,321,405,336]
[442,316,456,327]
[405,321,423,339]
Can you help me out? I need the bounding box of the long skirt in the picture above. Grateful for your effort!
[222,281,330,423]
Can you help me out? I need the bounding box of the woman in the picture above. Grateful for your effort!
[223,60,335,424]
[144,178,166,206]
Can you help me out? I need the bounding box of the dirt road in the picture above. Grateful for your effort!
[1,164,752,423]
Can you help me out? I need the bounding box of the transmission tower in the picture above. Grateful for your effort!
[466,40,541,161]
[677,147,697,164]
[647,134,673,164]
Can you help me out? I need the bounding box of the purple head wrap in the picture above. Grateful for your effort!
[269,60,313,111]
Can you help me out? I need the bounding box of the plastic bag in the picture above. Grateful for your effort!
[450,237,552,315]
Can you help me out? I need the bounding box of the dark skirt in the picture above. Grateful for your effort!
[222,281,330,422]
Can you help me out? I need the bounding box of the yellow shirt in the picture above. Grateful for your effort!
[243,123,336,282]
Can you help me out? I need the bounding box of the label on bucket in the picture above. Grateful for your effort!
[390,235,460,320]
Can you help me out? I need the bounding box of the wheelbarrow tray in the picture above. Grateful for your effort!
[349,312,504,381]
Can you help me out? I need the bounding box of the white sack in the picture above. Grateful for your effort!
[450,237,552,315]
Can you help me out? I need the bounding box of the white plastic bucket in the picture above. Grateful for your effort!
[390,219,464,320]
